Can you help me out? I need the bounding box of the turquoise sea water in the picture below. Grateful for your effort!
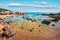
[27,12,58,14]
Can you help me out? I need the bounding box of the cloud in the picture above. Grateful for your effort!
[41,1,47,5]
[27,9,60,12]
[7,3,34,7]
[7,3,60,9]
[34,1,48,5]
[34,5,60,9]
[7,3,60,12]
[7,3,23,6]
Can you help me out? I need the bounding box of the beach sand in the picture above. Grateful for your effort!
[5,21,60,40]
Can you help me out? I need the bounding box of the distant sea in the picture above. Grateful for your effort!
[26,12,58,15]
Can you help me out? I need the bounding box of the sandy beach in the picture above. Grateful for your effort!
[0,13,60,40]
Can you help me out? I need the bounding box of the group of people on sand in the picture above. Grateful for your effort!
[1,22,16,39]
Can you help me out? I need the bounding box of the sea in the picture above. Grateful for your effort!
[27,12,57,15]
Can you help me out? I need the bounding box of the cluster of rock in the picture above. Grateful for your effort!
[41,13,60,25]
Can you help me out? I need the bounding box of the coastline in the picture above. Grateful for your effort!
[0,12,60,40]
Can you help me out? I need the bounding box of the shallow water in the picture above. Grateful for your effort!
[3,12,50,22]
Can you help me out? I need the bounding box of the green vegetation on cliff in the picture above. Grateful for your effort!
[0,8,11,12]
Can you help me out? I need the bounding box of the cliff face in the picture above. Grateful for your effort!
[0,8,11,12]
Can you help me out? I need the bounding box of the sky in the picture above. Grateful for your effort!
[0,0,60,12]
